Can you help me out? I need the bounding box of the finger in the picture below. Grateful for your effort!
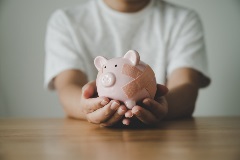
[86,100,120,124]
[131,105,158,125]
[100,105,127,127]
[155,84,168,98]
[122,118,131,125]
[82,81,97,99]
[125,110,133,118]
[83,96,109,114]
[81,81,110,114]
[143,98,168,119]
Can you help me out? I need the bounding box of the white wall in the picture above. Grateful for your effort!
[0,0,240,117]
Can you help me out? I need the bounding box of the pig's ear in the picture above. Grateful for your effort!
[124,50,140,66]
[94,56,108,71]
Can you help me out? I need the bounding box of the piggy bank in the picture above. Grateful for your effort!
[94,50,157,109]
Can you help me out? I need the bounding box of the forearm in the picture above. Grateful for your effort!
[164,68,205,120]
[57,83,86,119]
[54,70,88,120]
[165,83,198,119]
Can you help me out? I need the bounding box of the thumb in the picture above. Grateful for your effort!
[82,81,97,99]
[155,84,168,97]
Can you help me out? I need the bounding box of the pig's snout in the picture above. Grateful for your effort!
[101,72,116,87]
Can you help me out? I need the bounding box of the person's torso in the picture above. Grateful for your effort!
[62,0,190,83]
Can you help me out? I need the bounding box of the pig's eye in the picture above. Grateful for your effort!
[115,65,117,67]
[104,66,106,68]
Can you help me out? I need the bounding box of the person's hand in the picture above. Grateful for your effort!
[80,81,128,127]
[123,84,168,125]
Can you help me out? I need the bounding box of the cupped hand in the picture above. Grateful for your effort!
[80,81,128,126]
[123,84,168,125]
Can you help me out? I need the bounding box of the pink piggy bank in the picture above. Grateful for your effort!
[94,50,157,109]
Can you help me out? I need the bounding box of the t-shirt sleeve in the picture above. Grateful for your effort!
[167,11,210,85]
[44,10,86,90]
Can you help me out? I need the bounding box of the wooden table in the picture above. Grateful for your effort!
[0,117,239,160]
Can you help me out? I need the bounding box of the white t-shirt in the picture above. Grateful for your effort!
[44,0,210,90]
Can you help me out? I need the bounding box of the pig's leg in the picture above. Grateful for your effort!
[124,100,136,109]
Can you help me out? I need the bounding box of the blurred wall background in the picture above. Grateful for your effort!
[0,0,240,117]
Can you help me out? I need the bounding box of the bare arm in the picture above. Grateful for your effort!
[54,68,209,125]
[54,69,128,126]
[54,69,88,119]
[128,67,210,125]
[165,67,210,119]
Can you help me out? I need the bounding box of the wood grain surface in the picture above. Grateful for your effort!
[0,117,239,160]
